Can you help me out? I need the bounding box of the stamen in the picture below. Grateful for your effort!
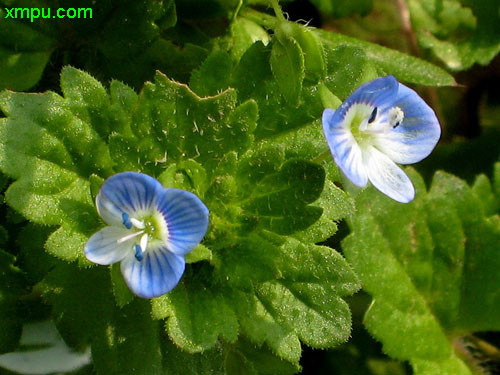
[388,107,404,129]
[122,212,132,229]
[368,107,378,123]
[130,218,145,229]
[134,244,144,261]
[139,234,149,253]
[117,230,144,244]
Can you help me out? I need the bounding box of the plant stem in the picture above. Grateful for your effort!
[232,0,243,21]
[270,0,285,21]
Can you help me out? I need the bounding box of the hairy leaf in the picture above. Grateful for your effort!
[342,167,500,374]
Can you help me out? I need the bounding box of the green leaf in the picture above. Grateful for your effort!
[45,226,92,265]
[316,28,456,86]
[16,224,56,285]
[152,278,239,353]
[232,41,324,140]
[408,0,500,70]
[309,0,373,18]
[110,263,135,308]
[232,41,273,102]
[283,23,327,83]
[91,299,163,375]
[257,239,359,348]
[342,168,500,374]
[161,335,225,375]
[243,159,325,235]
[229,289,302,364]
[110,72,258,175]
[41,263,115,350]
[185,244,212,264]
[270,31,305,107]
[231,340,300,375]
[189,50,233,97]
[215,233,282,290]
[324,45,378,100]
[230,18,270,61]
[0,7,55,90]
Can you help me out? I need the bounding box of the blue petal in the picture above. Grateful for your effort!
[84,227,132,265]
[373,83,441,164]
[96,172,164,227]
[322,108,368,187]
[157,189,209,256]
[120,248,185,298]
[346,75,398,111]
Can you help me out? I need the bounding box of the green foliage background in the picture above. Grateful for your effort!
[0,0,498,374]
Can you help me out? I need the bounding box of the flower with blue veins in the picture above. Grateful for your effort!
[322,75,440,203]
[85,172,209,298]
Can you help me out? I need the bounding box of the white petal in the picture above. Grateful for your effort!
[84,227,134,265]
[363,145,415,203]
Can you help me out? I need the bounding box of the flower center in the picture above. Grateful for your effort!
[120,212,169,261]
[346,103,405,146]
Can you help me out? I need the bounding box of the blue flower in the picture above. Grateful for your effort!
[84,172,209,298]
[322,76,440,203]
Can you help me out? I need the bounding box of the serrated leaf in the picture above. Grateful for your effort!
[342,168,500,374]
[230,18,270,61]
[189,50,233,97]
[270,32,305,107]
[185,244,212,264]
[45,226,91,264]
[152,279,239,353]
[256,280,350,349]
[111,72,258,175]
[229,290,302,364]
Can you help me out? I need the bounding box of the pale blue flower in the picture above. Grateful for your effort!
[322,76,440,203]
[85,172,209,298]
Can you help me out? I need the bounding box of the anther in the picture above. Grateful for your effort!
[134,244,144,261]
[388,107,404,129]
[368,107,378,124]
[122,212,132,229]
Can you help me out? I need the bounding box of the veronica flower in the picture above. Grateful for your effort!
[322,75,440,203]
[84,172,209,298]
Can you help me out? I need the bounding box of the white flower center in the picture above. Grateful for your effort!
[119,211,169,261]
[346,103,405,145]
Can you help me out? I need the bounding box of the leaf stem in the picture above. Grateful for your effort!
[232,0,243,22]
[270,0,285,21]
